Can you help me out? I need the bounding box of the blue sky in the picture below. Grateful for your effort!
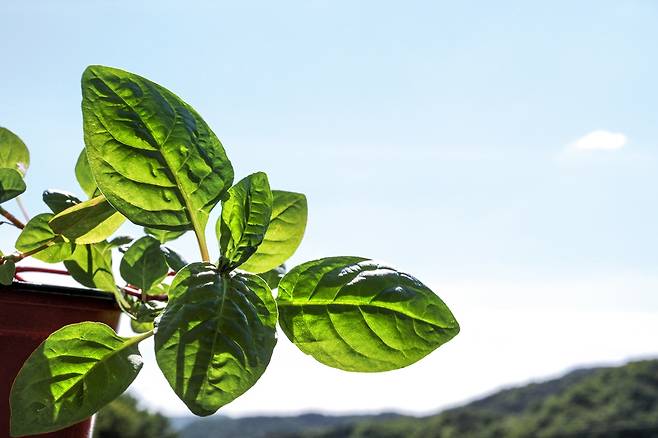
[1,0,657,416]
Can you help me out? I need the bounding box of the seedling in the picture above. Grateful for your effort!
[0,66,460,436]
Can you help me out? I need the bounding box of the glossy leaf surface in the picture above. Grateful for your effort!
[120,236,168,292]
[63,241,115,292]
[16,214,75,263]
[240,190,307,274]
[155,263,277,415]
[10,323,146,436]
[277,257,460,372]
[49,195,125,244]
[81,65,234,237]
[0,168,26,204]
[42,190,81,214]
[217,172,272,270]
[0,127,29,175]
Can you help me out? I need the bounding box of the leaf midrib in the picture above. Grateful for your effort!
[277,299,455,329]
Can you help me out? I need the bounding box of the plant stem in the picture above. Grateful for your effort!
[8,240,55,262]
[0,206,25,229]
[195,230,210,262]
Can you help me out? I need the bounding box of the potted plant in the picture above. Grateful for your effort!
[0,65,460,437]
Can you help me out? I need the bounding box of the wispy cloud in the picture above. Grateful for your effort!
[569,130,628,151]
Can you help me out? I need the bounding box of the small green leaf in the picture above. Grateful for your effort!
[257,264,286,290]
[10,322,148,437]
[0,168,26,204]
[81,65,234,242]
[75,149,97,198]
[49,195,125,244]
[63,241,115,291]
[16,213,75,263]
[240,191,307,274]
[277,257,460,372]
[161,246,187,271]
[120,236,168,292]
[0,127,29,175]
[155,263,277,416]
[108,235,133,248]
[131,319,154,334]
[0,260,16,285]
[145,227,186,244]
[42,190,81,214]
[217,172,273,270]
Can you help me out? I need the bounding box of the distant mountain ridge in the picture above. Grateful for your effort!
[179,359,658,438]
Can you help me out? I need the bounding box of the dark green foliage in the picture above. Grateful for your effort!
[93,393,178,438]
[293,359,658,438]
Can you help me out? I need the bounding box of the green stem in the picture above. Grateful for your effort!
[128,329,154,345]
[4,239,57,263]
[0,206,25,229]
[195,230,210,263]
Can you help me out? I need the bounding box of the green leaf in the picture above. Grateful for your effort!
[240,191,307,274]
[120,236,168,292]
[9,322,148,437]
[63,241,115,292]
[42,190,82,214]
[161,246,187,271]
[277,257,460,372]
[0,168,26,204]
[257,264,286,290]
[217,172,273,271]
[16,213,75,263]
[0,260,15,285]
[81,65,234,251]
[108,235,133,248]
[75,149,97,198]
[155,263,277,416]
[131,319,154,334]
[49,195,125,244]
[0,127,29,175]
[145,227,186,244]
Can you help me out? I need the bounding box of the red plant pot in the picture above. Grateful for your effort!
[0,282,120,438]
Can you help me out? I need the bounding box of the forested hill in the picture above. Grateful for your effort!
[179,359,658,438]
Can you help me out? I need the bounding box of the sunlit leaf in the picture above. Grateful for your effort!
[49,195,125,244]
[16,213,75,263]
[0,127,29,175]
[10,323,147,436]
[277,257,460,372]
[120,236,168,292]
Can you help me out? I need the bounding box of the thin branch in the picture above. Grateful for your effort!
[0,206,25,229]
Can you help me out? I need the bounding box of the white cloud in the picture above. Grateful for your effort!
[569,130,628,151]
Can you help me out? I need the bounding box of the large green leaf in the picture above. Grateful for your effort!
[240,190,307,274]
[75,149,97,198]
[81,65,234,251]
[0,168,26,204]
[16,213,75,263]
[155,263,277,416]
[10,322,148,437]
[63,241,115,292]
[42,190,82,214]
[49,195,125,244]
[120,236,168,292]
[217,172,272,271]
[0,127,29,175]
[277,257,460,372]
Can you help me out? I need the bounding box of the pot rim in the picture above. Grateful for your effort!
[2,281,116,302]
